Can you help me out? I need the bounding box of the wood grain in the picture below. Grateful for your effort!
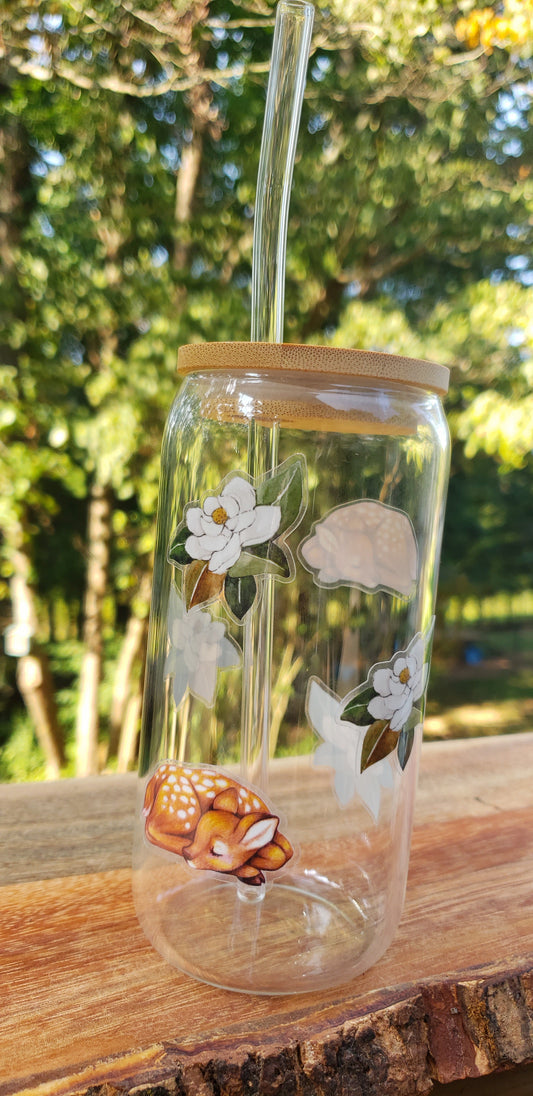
[0,733,532,1096]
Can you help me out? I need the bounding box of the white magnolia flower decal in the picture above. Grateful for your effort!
[164,588,240,708]
[169,458,306,623]
[368,633,428,732]
[185,476,281,575]
[307,678,394,820]
[299,500,418,597]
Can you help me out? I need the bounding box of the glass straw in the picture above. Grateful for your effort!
[240,2,314,844]
[251,0,315,344]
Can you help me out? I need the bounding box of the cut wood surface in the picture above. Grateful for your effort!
[1,733,532,1096]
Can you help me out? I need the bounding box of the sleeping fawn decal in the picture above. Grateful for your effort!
[143,761,293,886]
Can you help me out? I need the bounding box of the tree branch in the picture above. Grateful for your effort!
[2,50,270,97]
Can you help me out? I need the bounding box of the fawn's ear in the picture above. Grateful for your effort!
[236,813,278,851]
[213,786,239,812]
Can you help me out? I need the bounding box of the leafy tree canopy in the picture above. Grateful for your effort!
[0,0,532,772]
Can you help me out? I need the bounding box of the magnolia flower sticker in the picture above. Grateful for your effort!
[299,500,418,598]
[340,620,434,774]
[306,678,394,820]
[368,633,428,731]
[185,477,281,576]
[164,587,241,708]
[168,456,306,623]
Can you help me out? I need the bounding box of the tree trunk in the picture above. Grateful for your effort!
[173,127,204,269]
[116,691,143,773]
[108,573,151,762]
[172,0,221,271]
[9,546,65,778]
[75,483,111,776]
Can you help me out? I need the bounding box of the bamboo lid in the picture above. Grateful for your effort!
[177,342,450,397]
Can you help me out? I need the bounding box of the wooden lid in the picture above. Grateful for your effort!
[177,342,450,396]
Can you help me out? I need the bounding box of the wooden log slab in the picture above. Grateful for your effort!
[0,733,532,1096]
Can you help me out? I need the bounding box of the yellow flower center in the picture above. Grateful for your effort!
[211,506,228,525]
[399,667,411,685]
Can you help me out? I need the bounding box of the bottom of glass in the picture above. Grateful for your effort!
[136,869,384,994]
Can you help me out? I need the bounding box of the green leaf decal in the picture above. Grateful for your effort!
[256,457,304,535]
[186,562,225,609]
[397,727,414,770]
[168,525,191,567]
[244,540,291,578]
[228,548,287,579]
[397,707,421,770]
[340,685,375,727]
[360,720,398,772]
[224,573,257,621]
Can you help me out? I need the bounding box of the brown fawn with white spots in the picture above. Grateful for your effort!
[143,761,293,885]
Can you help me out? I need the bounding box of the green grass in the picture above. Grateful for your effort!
[426,624,533,739]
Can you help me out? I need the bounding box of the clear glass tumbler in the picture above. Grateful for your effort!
[133,342,450,995]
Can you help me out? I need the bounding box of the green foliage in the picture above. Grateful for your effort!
[0,711,47,782]
[0,0,532,776]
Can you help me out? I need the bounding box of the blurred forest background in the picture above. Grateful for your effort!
[0,0,532,781]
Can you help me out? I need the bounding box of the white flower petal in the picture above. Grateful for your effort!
[393,657,409,676]
[218,635,241,669]
[200,514,230,538]
[412,661,429,702]
[165,594,240,710]
[220,494,240,519]
[355,774,381,822]
[203,495,221,517]
[226,509,256,534]
[388,675,407,696]
[190,659,218,705]
[186,508,204,536]
[313,741,339,769]
[355,758,393,822]
[171,664,189,708]
[372,667,394,697]
[389,693,413,731]
[221,476,256,512]
[167,586,184,626]
[404,655,419,679]
[321,714,349,751]
[185,534,207,560]
[367,695,392,722]
[409,665,424,697]
[207,619,226,640]
[208,531,242,574]
[239,504,281,547]
[407,635,425,668]
[184,644,199,672]
[185,532,228,561]
[308,680,342,737]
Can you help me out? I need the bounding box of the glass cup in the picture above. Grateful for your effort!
[133,342,450,995]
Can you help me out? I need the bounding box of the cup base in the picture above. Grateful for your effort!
[137,869,377,995]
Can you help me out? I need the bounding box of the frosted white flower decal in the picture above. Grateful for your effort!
[299,500,418,598]
[185,476,281,576]
[164,587,240,708]
[306,678,394,820]
[367,632,428,732]
[169,457,306,623]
